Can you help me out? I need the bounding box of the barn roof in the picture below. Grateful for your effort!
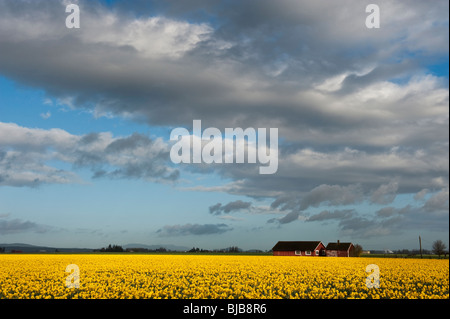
[272,241,323,251]
[326,242,353,251]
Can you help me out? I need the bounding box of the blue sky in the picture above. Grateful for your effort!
[0,0,448,251]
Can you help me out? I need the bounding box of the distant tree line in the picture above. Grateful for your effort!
[98,244,124,252]
[189,247,208,252]
[189,246,242,253]
[389,240,448,257]
[394,248,432,255]
[96,245,169,252]
[2,240,444,256]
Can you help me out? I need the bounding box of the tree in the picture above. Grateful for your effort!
[100,244,124,252]
[352,244,363,257]
[432,240,447,258]
[226,246,240,253]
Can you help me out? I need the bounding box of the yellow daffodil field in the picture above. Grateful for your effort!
[0,254,448,299]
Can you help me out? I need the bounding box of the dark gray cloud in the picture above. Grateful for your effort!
[423,188,449,212]
[375,207,397,218]
[267,211,300,225]
[209,200,252,215]
[414,188,429,201]
[0,0,447,135]
[90,134,180,181]
[337,216,387,238]
[370,181,398,205]
[266,184,365,215]
[307,209,354,222]
[265,186,449,237]
[0,218,53,235]
[156,223,233,236]
[340,215,416,239]
[299,184,365,210]
[335,200,449,238]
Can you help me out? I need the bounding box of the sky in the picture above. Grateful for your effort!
[0,0,448,251]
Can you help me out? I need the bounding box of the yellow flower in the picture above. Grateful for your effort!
[0,254,448,299]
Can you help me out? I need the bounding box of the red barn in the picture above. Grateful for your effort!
[325,242,355,257]
[272,241,326,256]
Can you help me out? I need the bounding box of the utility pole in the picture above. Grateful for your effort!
[419,236,423,259]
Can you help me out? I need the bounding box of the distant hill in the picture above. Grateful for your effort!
[0,243,271,253]
[0,243,34,247]
[0,243,93,253]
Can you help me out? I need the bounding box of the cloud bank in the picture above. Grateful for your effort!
[0,0,448,242]
[0,122,178,187]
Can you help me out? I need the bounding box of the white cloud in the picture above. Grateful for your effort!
[79,14,213,59]
[40,111,51,119]
[0,122,78,150]
[0,122,178,187]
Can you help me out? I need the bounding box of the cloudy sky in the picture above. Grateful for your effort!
[0,0,448,251]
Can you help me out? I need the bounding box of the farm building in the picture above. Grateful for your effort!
[325,242,355,257]
[272,241,326,256]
